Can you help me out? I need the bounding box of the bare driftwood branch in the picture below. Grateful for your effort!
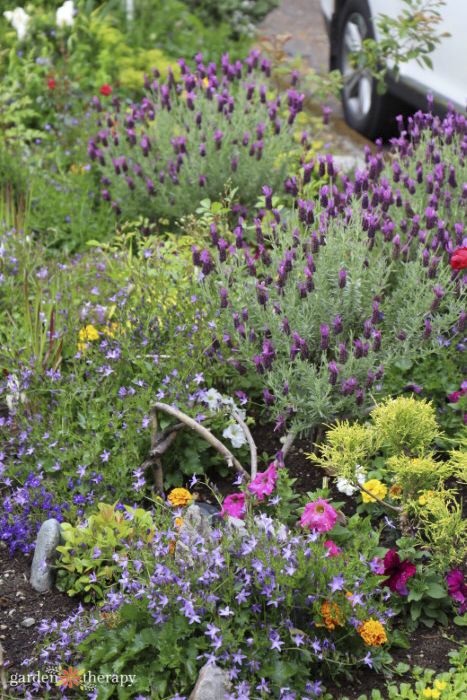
[232,409,257,479]
[279,431,296,463]
[152,402,250,480]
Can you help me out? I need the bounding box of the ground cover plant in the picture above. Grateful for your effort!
[0,16,466,699]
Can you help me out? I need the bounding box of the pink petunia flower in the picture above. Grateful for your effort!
[248,462,277,501]
[446,568,467,614]
[380,549,416,595]
[221,493,246,519]
[324,540,340,557]
[300,498,337,533]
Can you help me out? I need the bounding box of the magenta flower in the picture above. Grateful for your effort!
[446,569,467,614]
[248,462,277,501]
[300,498,337,533]
[221,493,246,519]
[323,540,340,557]
[380,549,416,595]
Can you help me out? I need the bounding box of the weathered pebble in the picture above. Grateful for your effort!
[21,617,35,628]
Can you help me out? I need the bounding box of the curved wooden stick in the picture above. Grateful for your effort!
[152,402,250,481]
[232,409,257,479]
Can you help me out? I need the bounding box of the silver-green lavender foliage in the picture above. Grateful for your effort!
[197,109,466,436]
[89,50,308,222]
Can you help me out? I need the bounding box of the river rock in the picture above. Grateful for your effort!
[175,505,213,568]
[188,662,231,700]
[30,519,62,592]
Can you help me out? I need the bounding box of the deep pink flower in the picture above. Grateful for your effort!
[221,493,246,519]
[446,568,467,614]
[248,462,277,501]
[324,540,340,557]
[380,549,416,595]
[300,498,337,533]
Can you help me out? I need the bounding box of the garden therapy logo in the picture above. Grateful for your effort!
[56,666,86,689]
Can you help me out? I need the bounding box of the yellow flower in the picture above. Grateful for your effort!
[357,618,387,646]
[389,484,403,500]
[175,517,183,528]
[78,324,99,342]
[167,488,192,508]
[361,479,387,503]
[434,681,446,691]
[77,343,88,352]
[418,490,434,506]
[431,691,440,699]
[102,322,119,338]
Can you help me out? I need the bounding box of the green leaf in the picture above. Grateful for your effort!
[425,583,447,599]
[391,629,411,649]
[394,662,411,674]
[394,359,413,371]
[453,614,467,626]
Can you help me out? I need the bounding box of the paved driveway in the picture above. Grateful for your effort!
[258,0,333,76]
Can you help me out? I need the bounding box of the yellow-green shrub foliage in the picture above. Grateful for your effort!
[311,421,373,483]
[371,396,440,456]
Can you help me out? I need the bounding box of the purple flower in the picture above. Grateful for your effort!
[446,569,467,613]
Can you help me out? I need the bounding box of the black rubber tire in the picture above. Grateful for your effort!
[336,0,394,140]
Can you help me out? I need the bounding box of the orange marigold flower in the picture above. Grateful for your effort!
[167,488,192,507]
[319,601,343,630]
[389,484,403,499]
[358,618,387,646]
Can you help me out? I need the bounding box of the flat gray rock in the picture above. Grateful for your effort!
[30,519,62,592]
[188,662,231,700]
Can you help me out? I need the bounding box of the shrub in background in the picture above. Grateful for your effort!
[90,50,309,222]
[195,108,466,442]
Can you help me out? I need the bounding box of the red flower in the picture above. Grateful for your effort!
[380,549,416,595]
[100,84,112,96]
[446,569,467,614]
[48,78,56,90]
[451,246,467,270]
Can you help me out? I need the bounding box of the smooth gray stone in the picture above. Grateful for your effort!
[21,617,35,628]
[30,519,62,592]
[188,662,231,700]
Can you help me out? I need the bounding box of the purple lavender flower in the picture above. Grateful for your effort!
[320,324,330,350]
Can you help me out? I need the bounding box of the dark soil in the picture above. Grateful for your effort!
[0,543,81,673]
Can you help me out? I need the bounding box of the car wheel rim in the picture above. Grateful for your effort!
[341,12,373,121]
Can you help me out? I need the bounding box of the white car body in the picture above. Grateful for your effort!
[320,0,467,112]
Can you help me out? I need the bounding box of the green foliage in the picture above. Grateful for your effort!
[382,348,466,446]
[55,502,159,602]
[371,397,440,456]
[312,397,465,570]
[350,0,449,95]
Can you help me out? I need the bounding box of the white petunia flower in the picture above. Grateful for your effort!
[4,7,30,41]
[204,388,223,412]
[336,465,366,496]
[222,423,247,449]
[56,0,75,28]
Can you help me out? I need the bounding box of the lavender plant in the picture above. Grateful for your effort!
[195,107,466,442]
[89,49,311,222]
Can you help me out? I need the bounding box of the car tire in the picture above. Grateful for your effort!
[336,0,394,140]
